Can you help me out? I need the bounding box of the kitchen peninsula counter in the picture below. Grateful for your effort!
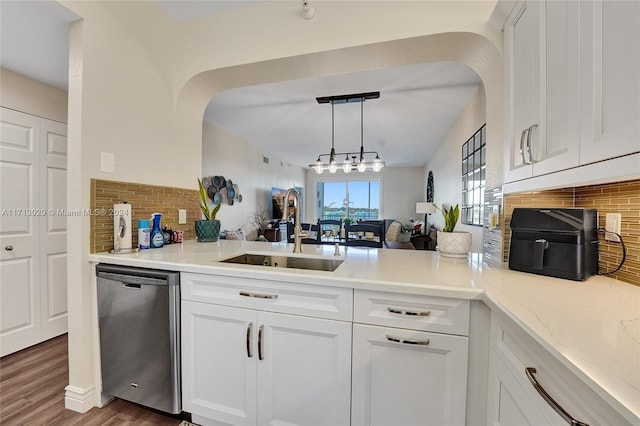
[89,240,640,423]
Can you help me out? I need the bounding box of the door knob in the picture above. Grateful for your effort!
[5,245,14,251]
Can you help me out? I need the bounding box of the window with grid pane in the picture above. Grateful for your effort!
[461,125,486,226]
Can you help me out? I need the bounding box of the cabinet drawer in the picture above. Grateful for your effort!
[490,310,632,425]
[181,272,353,321]
[353,290,470,336]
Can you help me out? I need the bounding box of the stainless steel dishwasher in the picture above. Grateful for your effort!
[96,263,181,414]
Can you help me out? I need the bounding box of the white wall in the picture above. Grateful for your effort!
[305,167,424,223]
[54,0,503,412]
[202,121,306,239]
[425,85,486,253]
[0,68,68,122]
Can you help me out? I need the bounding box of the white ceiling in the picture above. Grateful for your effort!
[1,0,482,169]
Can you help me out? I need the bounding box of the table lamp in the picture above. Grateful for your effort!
[416,202,437,235]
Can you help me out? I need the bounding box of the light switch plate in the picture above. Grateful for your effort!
[100,152,115,173]
[605,213,621,242]
[178,209,187,224]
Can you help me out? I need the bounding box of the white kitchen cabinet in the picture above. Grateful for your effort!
[352,324,468,426]
[181,273,352,426]
[505,0,581,182]
[504,0,639,186]
[487,348,552,426]
[182,301,257,425]
[579,0,640,164]
[351,290,469,426]
[487,309,633,426]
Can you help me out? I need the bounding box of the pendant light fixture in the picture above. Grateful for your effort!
[309,91,386,174]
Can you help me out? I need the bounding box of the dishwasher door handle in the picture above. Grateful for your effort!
[122,283,141,290]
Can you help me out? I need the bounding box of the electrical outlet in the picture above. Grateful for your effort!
[605,213,621,242]
[178,209,187,225]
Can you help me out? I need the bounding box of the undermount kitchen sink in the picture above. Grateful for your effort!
[221,253,343,272]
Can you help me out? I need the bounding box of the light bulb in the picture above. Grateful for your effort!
[328,159,337,173]
[343,156,351,173]
[313,158,324,174]
[372,156,383,172]
[357,161,367,173]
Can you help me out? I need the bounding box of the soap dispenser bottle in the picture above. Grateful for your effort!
[150,213,164,248]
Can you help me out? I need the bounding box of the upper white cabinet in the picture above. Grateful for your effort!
[504,0,640,185]
[579,0,640,164]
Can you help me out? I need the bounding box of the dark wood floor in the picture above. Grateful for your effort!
[0,334,183,425]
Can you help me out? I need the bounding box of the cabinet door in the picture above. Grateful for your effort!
[534,0,581,175]
[257,311,352,426]
[351,324,468,426]
[181,301,257,426]
[486,350,553,426]
[505,0,541,182]
[580,0,640,164]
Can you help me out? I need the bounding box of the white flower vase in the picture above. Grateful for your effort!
[437,231,472,258]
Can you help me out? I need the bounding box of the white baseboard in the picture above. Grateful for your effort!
[64,384,98,413]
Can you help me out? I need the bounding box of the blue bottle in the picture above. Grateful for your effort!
[150,213,164,248]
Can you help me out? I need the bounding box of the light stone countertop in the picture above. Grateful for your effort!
[89,239,640,423]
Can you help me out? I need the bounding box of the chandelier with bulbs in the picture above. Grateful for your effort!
[309,91,386,174]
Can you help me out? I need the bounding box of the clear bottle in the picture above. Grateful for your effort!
[150,213,164,248]
[138,219,150,250]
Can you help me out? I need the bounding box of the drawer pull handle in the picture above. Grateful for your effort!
[240,291,278,299]
[525,367,589,426]
[246,322,253,358]
[258,325,264,360]
[388,307,431,317]
[386,335,430,346]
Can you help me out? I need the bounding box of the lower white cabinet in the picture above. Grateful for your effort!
[486,309,633,426]
[351,324,468,426]
[182,300,352,426]
[486,349,553,426]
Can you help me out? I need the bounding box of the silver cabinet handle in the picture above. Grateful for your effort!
[4,245,13,251]
[258,325,264,360]
[239,291,278,300]
[386,335,430,346]
[246,322,253,358]
[520,128,530,165]
[525,368,589,426]
[526,124,538,163]
[388,307,431,317]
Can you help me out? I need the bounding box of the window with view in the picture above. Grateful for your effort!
[316,180,380,221]
[461,124,486,226]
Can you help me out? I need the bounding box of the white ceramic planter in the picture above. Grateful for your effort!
[436,231,472,258]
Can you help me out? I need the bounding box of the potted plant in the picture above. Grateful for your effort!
[435,204,472,257]
[195,178,222,242]
[250,205,269,237]
[341,217,355,238]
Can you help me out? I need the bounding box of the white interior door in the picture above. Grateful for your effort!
[0,107,68,357]
[0,107,41,356]
[39,118,68,340]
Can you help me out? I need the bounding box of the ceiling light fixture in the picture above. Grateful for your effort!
[310,92,386,174]
[302,0,315,19]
